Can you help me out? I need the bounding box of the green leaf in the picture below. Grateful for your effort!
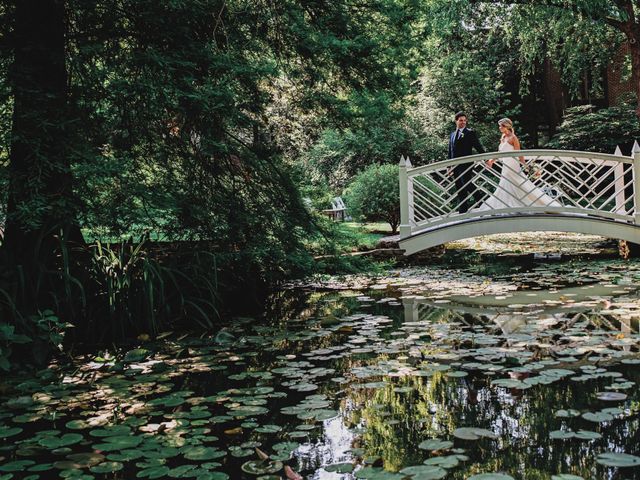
[596,452,640,467]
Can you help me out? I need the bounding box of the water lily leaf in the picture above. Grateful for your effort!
[27,464,54,472]
[573,430,602,440]
[596,392,627,401]
[324,463,354,473]
[89,462,124,473]
[137,466,170,479]
[240,460,283,475]
[93,435,143,451]
[353,466,405,479]
[184,447,226,461]
[596,452,640,467]
[467,474,515,480]
[254,425,282,433]
[106,450,143,462]
[0,460,36,472]
[195,473,228,480]
[38,433,83,448]
[64,453,105,468]
[550,430,575,440]
[167,465,195,477]
[554,409,580,418]
[0,427,22,438]
[581,412,613,423]
[89,425,132,437]
[399,465,447,479]
[423,455,468,469]
[418,439,454,451]
[65,420,90,430]
[453,427,497,441]
[490,379,530,389]
[124,348,150,363]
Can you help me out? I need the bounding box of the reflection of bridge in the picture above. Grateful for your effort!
[398,148,640,254]
[402,288,639,339]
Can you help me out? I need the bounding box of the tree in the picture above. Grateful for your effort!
[476,0,640,117]
[2,0,82,313]
[345,164,401,233]
[546,103,640,153]
[1,0,423,325]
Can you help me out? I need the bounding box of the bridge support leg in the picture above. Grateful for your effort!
[634,150,640,224]
[399,156,413,238]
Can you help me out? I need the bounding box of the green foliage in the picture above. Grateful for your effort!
[406,3,520,162]
[504,3,619,97]
[85,241,221,341]
[546,102,640,153]
[1,0,426,346]
[0,322,30,371]
[306,92,414,187]
[345,164,401,233]
[0,310,72,371]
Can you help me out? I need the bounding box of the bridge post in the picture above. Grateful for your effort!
[635,148,640,224]
[614,146,626,214]
[399,156,413,238]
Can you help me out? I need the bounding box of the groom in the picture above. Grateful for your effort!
[448,112,485,213]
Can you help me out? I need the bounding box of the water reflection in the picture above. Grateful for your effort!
[2,266,640,480]
[324,292,640,479]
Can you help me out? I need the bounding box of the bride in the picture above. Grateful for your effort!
[475,118,561,211]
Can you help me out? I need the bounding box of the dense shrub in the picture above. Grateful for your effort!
[345,164,400,234]
[546,102,640,153]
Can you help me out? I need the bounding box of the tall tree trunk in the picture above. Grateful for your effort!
[3,0,81,311]
[629,37,640,118]
[616,0,640,118]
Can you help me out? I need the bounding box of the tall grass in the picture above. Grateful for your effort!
[84,240,220,342]
[0,233,222,366]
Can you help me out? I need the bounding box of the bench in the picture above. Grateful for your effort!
[321,197,349,221]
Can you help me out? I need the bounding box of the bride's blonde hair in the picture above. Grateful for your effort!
[498,117,514,133]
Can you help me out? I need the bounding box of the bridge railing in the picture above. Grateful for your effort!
[399,149,640,238]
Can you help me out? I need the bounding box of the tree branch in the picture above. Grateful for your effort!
[470,0,630,31]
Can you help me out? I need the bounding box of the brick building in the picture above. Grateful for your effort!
[523,43,634,146]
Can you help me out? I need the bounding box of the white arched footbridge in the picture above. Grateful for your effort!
[398,148,640,254]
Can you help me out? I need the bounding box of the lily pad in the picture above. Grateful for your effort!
[467,475,515,480]
[596,452,640,467]
[453,427,498,441]
[240,460,283,475]
[0,460,36,472]
[0,427,22,438]
[418,439,454,451]
[596,392,627,401]
[38,433,84,448]
[581,412,613,423]
[137,466,170,479]
[90,462,124,473]
[324,463,354,473]
[184,447,226,461]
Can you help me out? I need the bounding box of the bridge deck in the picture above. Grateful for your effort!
[398,148,640,254]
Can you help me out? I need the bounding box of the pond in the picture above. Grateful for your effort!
[2,249,640,480]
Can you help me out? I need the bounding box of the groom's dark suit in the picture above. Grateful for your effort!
[448,127,485,213]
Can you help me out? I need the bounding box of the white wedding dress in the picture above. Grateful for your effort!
[475,138,561,211]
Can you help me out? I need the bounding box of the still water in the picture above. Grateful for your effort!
[1,252,640,480]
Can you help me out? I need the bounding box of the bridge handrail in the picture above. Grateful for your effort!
[406,149,633,177]
[398,147,640,240]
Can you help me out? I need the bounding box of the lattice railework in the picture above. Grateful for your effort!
[406,151,636,229]
[520,155,635,215]
[413,306,638,336]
